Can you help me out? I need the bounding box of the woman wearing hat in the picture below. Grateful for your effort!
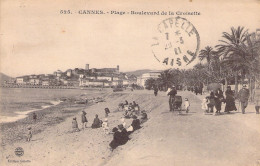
[224,86,237,113]
[118,124,129,145]
[109,127,121,150]
[131,115,141,131]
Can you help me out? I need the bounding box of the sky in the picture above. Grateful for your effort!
[0,0,260,77]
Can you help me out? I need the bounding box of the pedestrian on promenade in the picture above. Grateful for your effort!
[154,86,158,96]
[184,98,190,113]
[207,92,216,113]
[195,86,199,95]
[167,85,177,111]
[202,97,209,113]
[224,86,237,113]
[81,111,88,129]
[238,85,250,114]
[215,88,224,115]
[255,88,260,114]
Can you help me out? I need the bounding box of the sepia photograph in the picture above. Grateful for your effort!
[0,0,260,165]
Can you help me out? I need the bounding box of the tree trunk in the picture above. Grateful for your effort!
[235,73,238,96]
[224,77,228,92]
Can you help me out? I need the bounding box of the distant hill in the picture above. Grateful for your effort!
[0,73,13,83]
[125,69,153,77]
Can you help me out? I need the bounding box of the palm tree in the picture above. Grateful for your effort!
[158,69,172,90]
[216,26,249,95]
[199,46,215,70]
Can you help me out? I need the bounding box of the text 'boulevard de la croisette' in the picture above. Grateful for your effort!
[60,10,201,16]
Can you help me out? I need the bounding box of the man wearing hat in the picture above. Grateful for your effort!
[238,85,250,114]
[167,85,177,111]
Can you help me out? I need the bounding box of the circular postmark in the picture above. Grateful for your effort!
[151,17,200,69]
[14,147,24,157]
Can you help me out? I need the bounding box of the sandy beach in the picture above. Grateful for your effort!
[1,90,260,166]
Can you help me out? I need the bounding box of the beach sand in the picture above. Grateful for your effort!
[1,90,260,166]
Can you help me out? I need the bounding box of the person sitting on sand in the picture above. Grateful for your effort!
[104,108,110,117]
[109,127,121,151]
[140,110,148,124]
[133,101,140,114]
[102,118,109,135]
[129,103,135,110]
[118,124,129,144]
[124,109,134,119]
[91,114,101,129]
[81,111,88,129]
[118,103,124,111]
[120,117,127,128]
[27,127,32,142]
[72,117,80,132]
[133,101,138,107]
[124,100,128,106]
[130,115,141,131]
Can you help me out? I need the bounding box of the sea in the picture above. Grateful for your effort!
[0,88,94,123]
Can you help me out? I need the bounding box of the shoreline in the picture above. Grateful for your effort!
[0,90,111,146]
[0,100,62,124]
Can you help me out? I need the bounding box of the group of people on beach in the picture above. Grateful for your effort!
[70,100,148,151]
[109,101,147,151]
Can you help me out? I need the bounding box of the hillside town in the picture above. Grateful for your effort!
[2,64,163,89]
[3,64,130,88]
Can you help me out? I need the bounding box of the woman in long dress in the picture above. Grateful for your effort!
[225,86,237,113]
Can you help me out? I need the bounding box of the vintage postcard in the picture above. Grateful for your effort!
[0,0,260,166]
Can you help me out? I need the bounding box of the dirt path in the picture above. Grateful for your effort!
[104,91,260,166]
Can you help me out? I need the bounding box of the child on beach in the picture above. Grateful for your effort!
[102,118,109,135]
[72,117,80,132]
[202,97,209,114]
[81,111,88,129]
[104,108,110,117]
[183,98,190,113]
[27,127,32,142]
[32,113,37,123]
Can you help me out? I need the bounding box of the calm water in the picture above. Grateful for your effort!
[0,88,98,120]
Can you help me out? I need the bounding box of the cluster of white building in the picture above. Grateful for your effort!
[136,71,161,87]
